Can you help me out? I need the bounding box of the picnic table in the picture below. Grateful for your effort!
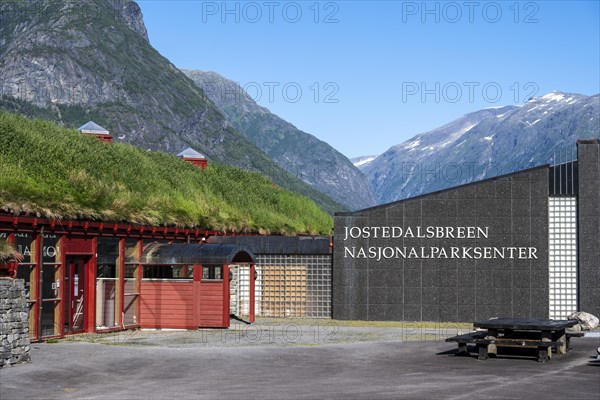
[446,318,581,363]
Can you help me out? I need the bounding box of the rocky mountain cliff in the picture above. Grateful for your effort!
[0,0,342,214]
[362,91,600,204]
[182,70,376,210]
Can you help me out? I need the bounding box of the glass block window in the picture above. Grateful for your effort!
[548,197,578,319]
[305,255,332,318]
[252,255,331,318]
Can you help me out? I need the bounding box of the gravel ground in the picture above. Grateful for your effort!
[1,330,598,400]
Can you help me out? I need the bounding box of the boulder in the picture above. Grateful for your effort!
[568,311,599,331]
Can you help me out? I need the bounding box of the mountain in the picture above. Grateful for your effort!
[181,70,376,210]
[0,0,342,214]
[363,91,600,204]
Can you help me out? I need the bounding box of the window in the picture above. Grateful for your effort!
[97,264,116,278]
[202,265,223,281]
[548,197,578,319]
[143,265,193,280]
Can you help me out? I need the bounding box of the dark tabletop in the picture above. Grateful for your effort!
[474,318,578,331]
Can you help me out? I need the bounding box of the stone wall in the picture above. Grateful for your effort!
[0,278,31,367]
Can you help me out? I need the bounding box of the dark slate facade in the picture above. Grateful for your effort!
[577,139,600,318]
[333,166,550,322]
[207,235,331,255]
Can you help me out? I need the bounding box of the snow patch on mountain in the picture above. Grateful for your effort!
[351,155,379,170]
[404,139,421,151]
[542,92,566,102]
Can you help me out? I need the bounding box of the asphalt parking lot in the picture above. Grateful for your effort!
[1,322,599,400]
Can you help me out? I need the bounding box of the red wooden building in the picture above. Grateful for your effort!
[0,214,255,341]
[77,121,113,143]
[177,147,208,169]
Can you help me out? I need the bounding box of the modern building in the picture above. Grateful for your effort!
[333,140,600,322]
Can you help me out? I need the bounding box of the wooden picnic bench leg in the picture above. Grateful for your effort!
[477,344,488,360]
[537,346,550,363]
[486,329,498,357]
[555,329,567,355]
[541,331,553,361]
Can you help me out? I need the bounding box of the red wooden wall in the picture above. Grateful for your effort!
[140,281,195,329]
[184,158,208,169]
[64,237,94,254]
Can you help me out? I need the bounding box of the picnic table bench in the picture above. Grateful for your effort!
[446,318,580,363]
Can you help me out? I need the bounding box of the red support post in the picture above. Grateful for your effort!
[223,264,230,328]
[118,238,125,328]
[34,230,42,340]
[85,237,97,333]
[58,235,66,338]
[5,233,16,278]
[192,264,201,327]
[136,239,143,326]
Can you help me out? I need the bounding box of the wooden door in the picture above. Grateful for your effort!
[194,264,229,328]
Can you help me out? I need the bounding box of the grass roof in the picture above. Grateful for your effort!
[0,111,333,235]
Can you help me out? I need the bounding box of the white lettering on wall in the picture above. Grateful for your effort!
[344,226,489,240]
[342,225,536,260]
[343,246,539,261]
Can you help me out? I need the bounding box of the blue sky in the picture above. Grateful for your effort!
[137,1,600,158]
